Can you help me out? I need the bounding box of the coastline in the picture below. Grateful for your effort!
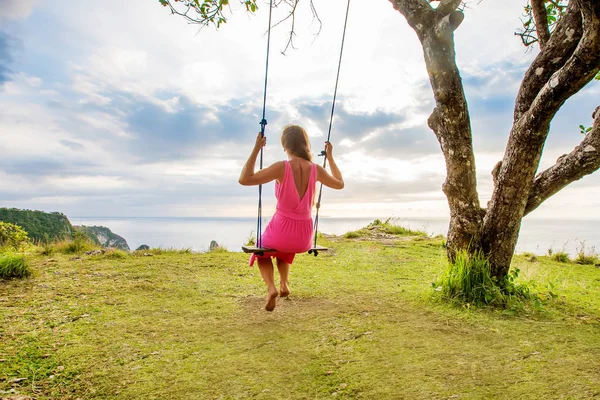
[68,216,600,257]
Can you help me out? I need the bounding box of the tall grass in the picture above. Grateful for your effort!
[435,250,530,307]
[575,242,599,265]
[0,252,32,279]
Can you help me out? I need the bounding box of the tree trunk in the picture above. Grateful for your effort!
[390,0,600,279]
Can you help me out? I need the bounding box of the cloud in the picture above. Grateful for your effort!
[0,32,16,84]
[59,139,85,151]
[0,0,40,19]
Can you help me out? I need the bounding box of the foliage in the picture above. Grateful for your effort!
[517,0,568,46]
[159,0,258,28]
[580,124,593,135]
[0,208,73,243]
[0,222,30,249]
[435,250,531,308]
[0,252,31,279]
[552,251,570,263]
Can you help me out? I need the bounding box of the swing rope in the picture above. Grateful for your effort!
[312,0,351,250]
[256,0,274,249]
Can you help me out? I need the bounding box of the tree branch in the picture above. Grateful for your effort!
[523,1,600,126]
[525,106,600,215]
[514,1,582,121]
[436,0,462,16]
[531,0,551,48]
[387,0,435,36]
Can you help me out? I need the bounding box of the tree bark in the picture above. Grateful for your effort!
[390,0,600,279]
[390,0,484,260]
[531,0,551,48]
[483,0,600,277]
[525,106,600,215]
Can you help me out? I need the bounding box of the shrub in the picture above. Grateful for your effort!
[0,252,32,279]
[0,222,30,249]
[343,231,361,239]
[552,251,570,263]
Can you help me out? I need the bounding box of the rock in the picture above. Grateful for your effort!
[136,244,150,251]
[85,249,105,256]
[209,240,219,251]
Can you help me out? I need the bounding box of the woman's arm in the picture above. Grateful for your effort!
[239,132,285,186]
[316,141,344,190]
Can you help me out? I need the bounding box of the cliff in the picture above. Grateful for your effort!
[0,208,73,242]
[76,225,130,251]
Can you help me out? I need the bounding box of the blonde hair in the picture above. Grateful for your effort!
[281,125,312,161]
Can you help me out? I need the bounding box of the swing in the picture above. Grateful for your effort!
[243,0,351,258]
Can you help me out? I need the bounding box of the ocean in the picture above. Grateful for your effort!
[69,216,600,257]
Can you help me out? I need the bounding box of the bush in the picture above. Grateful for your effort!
[0,222,30,249]
[552,251,570,263]
[0,252,32,279]
[435,250,530,307]
[343,231,361,239]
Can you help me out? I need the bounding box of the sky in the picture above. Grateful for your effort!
[1,0,599,220]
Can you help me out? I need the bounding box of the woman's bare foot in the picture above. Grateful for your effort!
[265,289,278,311]
[279,282,290,298]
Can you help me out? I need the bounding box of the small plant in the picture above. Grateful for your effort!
[245,231,256,246]
[552,251,570,263]
[0,252,32,279]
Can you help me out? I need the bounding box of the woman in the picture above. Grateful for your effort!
[239,124,344,311]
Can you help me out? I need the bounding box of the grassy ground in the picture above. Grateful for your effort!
[1,230,600,399]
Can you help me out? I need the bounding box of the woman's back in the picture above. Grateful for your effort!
[288,157,313,200]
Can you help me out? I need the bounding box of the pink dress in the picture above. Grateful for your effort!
[249,160,316,266]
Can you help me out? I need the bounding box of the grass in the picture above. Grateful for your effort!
[0,252,31,279]
[1,231,600,399]
[552,251,570,263]
[435,250,532,308]
[343,218,427,239]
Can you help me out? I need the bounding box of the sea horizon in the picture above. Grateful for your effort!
[68,215,600,257]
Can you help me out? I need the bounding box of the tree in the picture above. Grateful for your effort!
[160,0,600,279]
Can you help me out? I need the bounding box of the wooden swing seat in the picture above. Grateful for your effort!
[242,245,328,256]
